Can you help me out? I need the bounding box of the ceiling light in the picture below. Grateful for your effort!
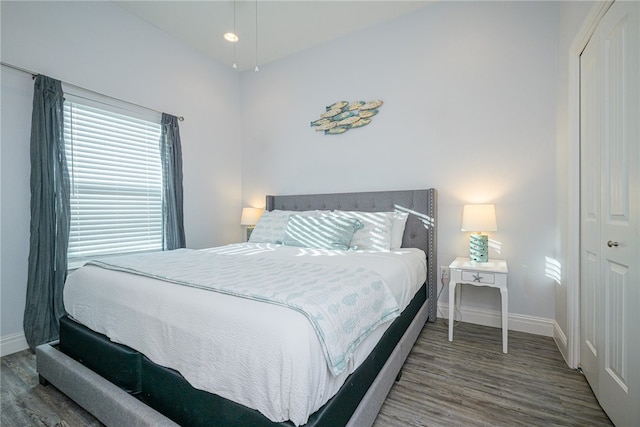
[223,32,238,43]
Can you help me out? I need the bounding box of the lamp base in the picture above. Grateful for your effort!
[469,234,489,262]
[246,226,255,241]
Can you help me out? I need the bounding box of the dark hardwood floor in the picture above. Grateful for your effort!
[1,320,612,427]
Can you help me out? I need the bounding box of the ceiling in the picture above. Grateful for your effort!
[114,1,432,71]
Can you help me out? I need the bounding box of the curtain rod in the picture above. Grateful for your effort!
[1,61,184,121]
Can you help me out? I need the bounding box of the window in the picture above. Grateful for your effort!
[64,95,163,266]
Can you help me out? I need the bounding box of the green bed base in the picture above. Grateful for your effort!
[53,283,426,426]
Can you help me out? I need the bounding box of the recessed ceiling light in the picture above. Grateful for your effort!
[223,32,239,43]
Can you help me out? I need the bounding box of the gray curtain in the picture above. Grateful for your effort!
[160,113,186,250]
[24,75,70,351]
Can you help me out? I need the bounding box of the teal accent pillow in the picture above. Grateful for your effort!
[248,210,291,244]
[281,215,363,250]
[331,211,395,251]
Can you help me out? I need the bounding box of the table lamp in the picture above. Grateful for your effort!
[461,204,497,262]
[241,207,264,240]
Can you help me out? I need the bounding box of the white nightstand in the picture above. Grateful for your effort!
[448,257,509,353]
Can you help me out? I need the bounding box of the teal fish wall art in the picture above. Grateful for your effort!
[310,100,383,135]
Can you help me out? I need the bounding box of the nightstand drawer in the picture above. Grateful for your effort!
[461,271,495,284]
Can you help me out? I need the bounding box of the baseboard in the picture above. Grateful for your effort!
[437,303,555,337]
[553,321,571,366]
[1,331,29,357]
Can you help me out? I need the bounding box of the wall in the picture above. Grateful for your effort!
[0,1,242,355]
[241,1,559,332]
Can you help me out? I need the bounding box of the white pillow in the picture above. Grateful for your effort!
[390,212,409,250]
[249,210,323,244]
[331,210,395,251]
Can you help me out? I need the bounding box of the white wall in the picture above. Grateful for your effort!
[241,1,560,329]
[0,1,242,354]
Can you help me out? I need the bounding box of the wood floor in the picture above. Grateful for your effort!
[374,320,612,427]
[1,320,612,427]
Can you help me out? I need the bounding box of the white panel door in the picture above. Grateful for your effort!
[580,2,639,426]
[580,27,602,394]
[598,2,639,425]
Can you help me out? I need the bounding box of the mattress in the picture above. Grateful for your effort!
[63,243,427,426]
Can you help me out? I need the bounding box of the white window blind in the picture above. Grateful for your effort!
[64,97,163,264]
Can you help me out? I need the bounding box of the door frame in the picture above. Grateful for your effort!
[565,0,613,369]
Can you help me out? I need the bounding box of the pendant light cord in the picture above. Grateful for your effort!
[233,1,237,69]
[255,0,259,72]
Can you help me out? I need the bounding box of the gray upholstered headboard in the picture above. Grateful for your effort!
[265,188,438,322]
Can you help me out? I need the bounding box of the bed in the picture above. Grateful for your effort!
[36,188,437,427]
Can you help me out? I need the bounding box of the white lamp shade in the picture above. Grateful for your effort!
[240,207,264,226]
[461,204,497,232]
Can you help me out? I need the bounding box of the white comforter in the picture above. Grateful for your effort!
[63,243,426,426]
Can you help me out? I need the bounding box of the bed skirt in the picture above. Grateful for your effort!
[37,283,428,427]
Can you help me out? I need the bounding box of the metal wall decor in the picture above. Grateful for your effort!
[310,100,383,134]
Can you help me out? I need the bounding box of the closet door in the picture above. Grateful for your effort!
[579,20,602,397]
[580,2,639,426]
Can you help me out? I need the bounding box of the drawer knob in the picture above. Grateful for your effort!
[607,240,619,247]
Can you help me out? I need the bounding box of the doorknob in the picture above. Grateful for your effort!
[607,240,619,247]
